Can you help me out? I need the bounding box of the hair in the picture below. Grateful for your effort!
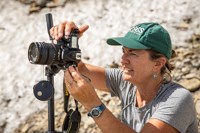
[147,50,176,83]
[147,49,176,82]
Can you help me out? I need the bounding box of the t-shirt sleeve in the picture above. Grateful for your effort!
[105,68,124,98]
[151,87,197,133]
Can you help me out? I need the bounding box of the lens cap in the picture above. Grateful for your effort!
[33,80,54,101]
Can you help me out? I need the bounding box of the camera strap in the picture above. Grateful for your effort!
[62,79,81,133]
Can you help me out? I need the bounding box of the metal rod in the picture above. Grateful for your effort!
[47,70,55,132]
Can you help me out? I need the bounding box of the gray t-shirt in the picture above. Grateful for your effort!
[105,68,198,133]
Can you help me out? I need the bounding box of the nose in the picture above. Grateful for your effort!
[121,53,130,65]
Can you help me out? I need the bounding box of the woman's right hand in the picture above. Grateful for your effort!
[50,21,89,40]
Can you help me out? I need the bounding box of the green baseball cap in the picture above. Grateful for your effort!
[106,22,172,59]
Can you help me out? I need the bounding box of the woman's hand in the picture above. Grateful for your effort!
[65,66,102,111]
[50,21,89,40]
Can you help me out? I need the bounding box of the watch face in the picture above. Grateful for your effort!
[88,104,105,118]
[91,109,100,117]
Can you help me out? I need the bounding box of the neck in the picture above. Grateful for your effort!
[135,77,163,108]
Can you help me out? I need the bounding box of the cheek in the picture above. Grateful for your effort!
[139,63,155,78]
[132,61,153,76]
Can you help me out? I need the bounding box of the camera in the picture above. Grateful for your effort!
[28,29,81,69]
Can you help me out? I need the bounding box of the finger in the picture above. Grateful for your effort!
[66,83,71,92]
[79,24,89,34]
[68,66,82,82]
[64,69,74,85]
[50,27,54,37]
[65,69,79,95]
[50,25,58,40]
[50,25,59,40]
[78,24,89,37]
[54,26,59,40]
[58,21,66,38]
[81,74,91,82]
[64,21,78,37]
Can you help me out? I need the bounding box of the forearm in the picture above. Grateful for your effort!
[77,61,91,78]
[78,61,109,92]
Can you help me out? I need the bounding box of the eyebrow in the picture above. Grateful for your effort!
[122,47,137,52]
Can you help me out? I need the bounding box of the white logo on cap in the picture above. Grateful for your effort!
[130,26,145,35]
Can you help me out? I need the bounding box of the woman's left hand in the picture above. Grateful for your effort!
[65,66,102,110]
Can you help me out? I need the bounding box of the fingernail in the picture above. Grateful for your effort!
[65,31,70,36]
[58,32,63,37]
[55,36,59,40]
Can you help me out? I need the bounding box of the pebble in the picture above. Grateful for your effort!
[179,78,200,92]
[181,67,190,75]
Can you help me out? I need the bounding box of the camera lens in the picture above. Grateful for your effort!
[28,42,59,65]
[28,42,40,63]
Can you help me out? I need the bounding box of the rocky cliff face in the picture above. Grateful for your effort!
[0,0,199,133]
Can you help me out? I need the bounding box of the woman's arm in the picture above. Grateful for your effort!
[78,61,110,92]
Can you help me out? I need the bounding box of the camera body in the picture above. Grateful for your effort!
[28,29,81,70]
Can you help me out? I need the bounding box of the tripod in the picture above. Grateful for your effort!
[33,65,61,132]
[46,65,59,133]
[33,64,81,133]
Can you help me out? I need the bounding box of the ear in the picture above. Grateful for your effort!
[153,57,167,70]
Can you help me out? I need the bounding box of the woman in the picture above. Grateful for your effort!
[50,21,198,133]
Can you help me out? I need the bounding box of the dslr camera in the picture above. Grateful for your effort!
[28,26,81,70]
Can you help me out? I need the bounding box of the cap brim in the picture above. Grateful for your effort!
[107,37,149,50]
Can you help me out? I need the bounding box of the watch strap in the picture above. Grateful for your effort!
[88,103,105,118]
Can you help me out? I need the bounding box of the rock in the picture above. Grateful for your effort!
[174,21,189,30]
[192,34,200,43]
[46,0,67,8]
[191,60,200,68]
[175,61,184,69]
[17,0,33,4]
[109,61,120,68]
[181,67,190,75]
[184,73,198,79]
[193,91,200,103]
[172,69,182,81]
[179,78,200,92]
[29,4,41,13]
[20,124,29,133]
[195,100,200,118]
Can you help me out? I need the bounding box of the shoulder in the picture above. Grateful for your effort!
[152,82,197,132]
[156,82,193,103]
[105,68,123,77]
[154,82,194,112]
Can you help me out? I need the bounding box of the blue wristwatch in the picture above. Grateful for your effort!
[88,103,106,118]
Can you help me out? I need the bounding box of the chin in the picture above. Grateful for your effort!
[122,73,133,82]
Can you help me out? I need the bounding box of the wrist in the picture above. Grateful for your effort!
[84,100,103,111]
[87,103,106,118]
